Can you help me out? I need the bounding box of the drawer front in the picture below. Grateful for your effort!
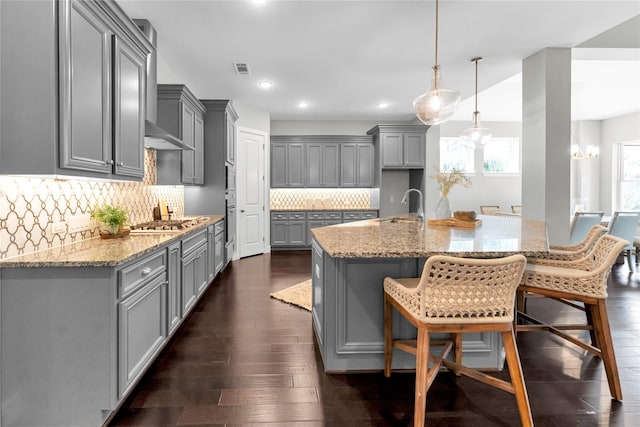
[118,249,166,298]
[214,220,224,236]
[342,212,361,220]
[361,211,378,219]
[289,212,306,220]
[324,211,342,220]
[182,229,208,256]
[307,212,325,220]
[271,212,289,220]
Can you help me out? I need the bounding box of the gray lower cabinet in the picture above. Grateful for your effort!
[272,211,379,248]
[0,225,224,426]
[214,222,225,274]
[271,212,307,247]
[167,241,182,334]
[118,273,167,397]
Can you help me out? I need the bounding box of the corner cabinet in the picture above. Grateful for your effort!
[0,0,151,179]
[367,125,429,169]
[156,85,206,185]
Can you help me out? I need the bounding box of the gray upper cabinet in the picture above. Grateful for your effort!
[0,0,151,178]
[113,35,146,177]
[271,142,305,188]
[307,143,339,187]
[156,84,206,185]
[59,0,113,174]
[368,125,429,169]
[340,142,374,187]
[271,136,375,188]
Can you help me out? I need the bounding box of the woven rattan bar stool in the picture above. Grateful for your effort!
[384,254,531,427]
[516,234,629,401]
[533,224,607,262]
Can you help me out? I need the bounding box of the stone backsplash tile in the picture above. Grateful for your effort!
[0,149,184,260]
[270,188,371,210]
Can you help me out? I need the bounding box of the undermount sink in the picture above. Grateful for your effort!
[378,216,422,224]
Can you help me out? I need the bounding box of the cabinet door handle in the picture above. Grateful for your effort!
[240,210,245,213]
[141,267,152,275]
[105,160,114,165]
[117,161,124,167]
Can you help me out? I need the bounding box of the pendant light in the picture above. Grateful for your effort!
[460,57,492,148]
[413,0,460,125]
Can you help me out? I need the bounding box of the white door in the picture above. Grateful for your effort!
[238,128,266,258]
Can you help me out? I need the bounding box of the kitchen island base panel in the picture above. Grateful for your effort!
[312,240,507,373]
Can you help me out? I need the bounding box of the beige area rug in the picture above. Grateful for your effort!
[270,279,312,312]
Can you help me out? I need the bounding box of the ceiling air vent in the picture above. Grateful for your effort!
[233,62,251,75]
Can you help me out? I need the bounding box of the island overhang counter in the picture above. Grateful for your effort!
[310,214,549,372]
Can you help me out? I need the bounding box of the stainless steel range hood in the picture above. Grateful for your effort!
[135,19,193,151]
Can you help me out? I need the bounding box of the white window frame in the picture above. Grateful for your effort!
[481,137,521,177]
[615,140,640,211]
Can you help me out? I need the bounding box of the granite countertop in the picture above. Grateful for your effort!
[311,214,549,258]
[0,215,224,268]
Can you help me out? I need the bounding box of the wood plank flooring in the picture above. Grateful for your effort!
[109,251,640,426]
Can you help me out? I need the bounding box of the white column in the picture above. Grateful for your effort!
[522,48,572,245]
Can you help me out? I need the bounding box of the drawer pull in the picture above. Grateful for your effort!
[141,267,152,276]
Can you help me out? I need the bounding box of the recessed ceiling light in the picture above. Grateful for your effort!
[377,102,389,108]
[297,101,309,108]
[258,80,273,89]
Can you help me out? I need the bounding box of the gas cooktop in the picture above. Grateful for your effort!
[130,217,208,233]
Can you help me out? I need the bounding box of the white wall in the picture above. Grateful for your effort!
[270,120,405,135]
[570,120,601,212]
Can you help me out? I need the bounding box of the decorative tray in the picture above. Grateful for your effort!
[427,219,482,229]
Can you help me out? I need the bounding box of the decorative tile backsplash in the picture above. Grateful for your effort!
[270,188,371,210]
[0,149,184,260]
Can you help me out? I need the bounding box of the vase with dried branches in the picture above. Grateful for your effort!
[431,168,472,218]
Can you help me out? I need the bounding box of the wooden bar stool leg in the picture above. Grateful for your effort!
[383,294,393,378]
[591,300,623,400]
[501,329,533,427]
[585,305,598,348]
[413,327,430,427]
[453,332,463,376]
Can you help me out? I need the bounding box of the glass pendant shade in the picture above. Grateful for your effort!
[460,57,491,148]
[413,0,460,125]
[414,67,461,125]
[461,111,492,148]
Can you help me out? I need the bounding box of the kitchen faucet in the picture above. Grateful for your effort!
[401,189,424,221]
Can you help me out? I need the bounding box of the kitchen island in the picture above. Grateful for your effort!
[310,214,548,372]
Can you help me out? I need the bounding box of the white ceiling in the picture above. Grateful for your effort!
[118,0,640,122]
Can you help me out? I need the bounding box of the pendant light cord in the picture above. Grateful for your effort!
[434,0,439,68]
[474,58,478,113]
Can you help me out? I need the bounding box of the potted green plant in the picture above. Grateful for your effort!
[90,204,129,238]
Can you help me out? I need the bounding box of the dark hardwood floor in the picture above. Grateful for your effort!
[109,251,640,426]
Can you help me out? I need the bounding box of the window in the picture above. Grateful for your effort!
[439,136,520,175]
[440,137,474,173]
[483,137,520,174]
[618,142,640,210]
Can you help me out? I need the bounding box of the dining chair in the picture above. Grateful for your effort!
[480,205,500,215]
[511,205,522,214]
[607,211,640,271]
[516,234,629,401]
[569,211,604,245]
[384,254,532,427]
[493,211,520,217]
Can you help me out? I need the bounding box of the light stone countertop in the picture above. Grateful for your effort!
[311,214,549,258]
[0,216,224,268]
